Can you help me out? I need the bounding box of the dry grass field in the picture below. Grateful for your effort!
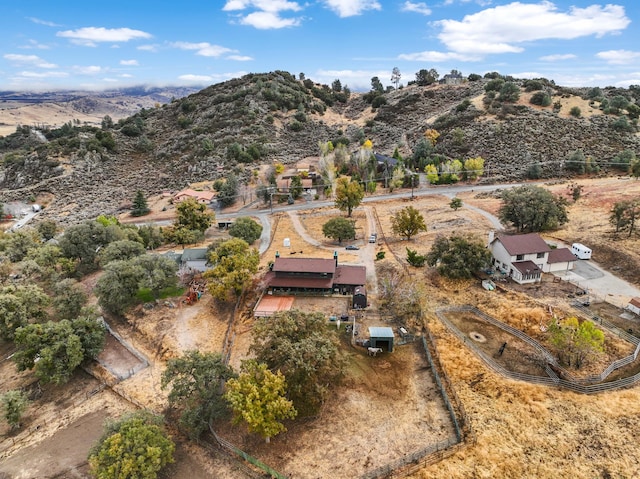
[3,176,640,478]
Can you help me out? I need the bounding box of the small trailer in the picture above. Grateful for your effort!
[571,243,592,260]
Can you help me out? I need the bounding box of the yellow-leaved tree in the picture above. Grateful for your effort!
[224,360,297,443]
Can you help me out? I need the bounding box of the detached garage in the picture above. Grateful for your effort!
[368,326,395,352]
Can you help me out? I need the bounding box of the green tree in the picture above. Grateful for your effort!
[88,412,175,479]
[415,68,439,86]
[161,351,236,438]
[204,238,259,301]
[217,174,238,208]
[498,81,520,102]
[609,199,639,236]
[133,254,178,298]
[289,175,303,199]
[611,149,636,172]
[463,156,485,180]
[175,198,215,232]
[95,259,144,315]
[4,229,39,262]
[37,220,58,241]
[131,191,150,217]
[251,310,344,417]
[449,197,463,211]
[0,294,27,341]
[224,360,297,443]
[322,217,356,243]
[498,185,568,232]
[334,177,364,217]
[53,279,87,319]
[391,206,427,240]
[426,234,491,279]
[228,217,263,244]
[13,317,105,384]
[0,390,30,429]
[98,239,146,266]
[406,247,426,267]
[630,158,640,179]
[548,316,605,369]
[59,221,120,274]
[138,224,164,250]
[565,149,586,173]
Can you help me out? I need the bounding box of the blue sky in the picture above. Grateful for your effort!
[1,0,639,92]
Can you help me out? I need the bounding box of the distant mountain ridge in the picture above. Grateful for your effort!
[0,71,638,224]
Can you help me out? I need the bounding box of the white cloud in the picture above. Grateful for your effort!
[178,74,214,82]
[120,73,134,78]
[227,54,253,61]
[509,71,544,79]
[120,59,139,66]
[3,54,57,68]
[171,42,236,57]
[223,0,304,28]
[401,1,431,16]
[314,68,390,90]
[178,71,247,84]
[20,39,51,50]
[57,27,152,46]
[398,50,480,62]
[137,44,159,52]
[239,11,301,28]
[74,65,104,75]
[596,50,640,65]
[539,53,577,62]
[323,0,381,18]
[223,0,302,12]
[437,2,630,56]
[16,70,68,78]
[27,17,61,27]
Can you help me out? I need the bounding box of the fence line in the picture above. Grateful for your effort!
[361,335,475,479]
[436,305,640,394]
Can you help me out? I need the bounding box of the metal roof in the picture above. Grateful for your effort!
[272,257,336,274]
[369,326,394,338]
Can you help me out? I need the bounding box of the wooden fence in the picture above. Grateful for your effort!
[436,305,640,394]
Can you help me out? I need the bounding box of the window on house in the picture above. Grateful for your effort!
[516,254,524,261]
[537,252,545,258]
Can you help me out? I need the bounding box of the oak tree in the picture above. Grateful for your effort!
[322,217,356,243]
[334,177,364,217]
[426,234,491,279]
[89,412,175,479]
[498,185,568,232]
[228,217,263,244]
[204,238,259,301]
[224,360,296,443]
[391,206,427,240]
[161,351,236,438]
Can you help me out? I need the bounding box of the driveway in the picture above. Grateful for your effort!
[554,259,640,307]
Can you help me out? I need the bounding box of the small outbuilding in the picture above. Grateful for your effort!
[627,297,640,316]
[352,286,367,309]
[368,326,395,352]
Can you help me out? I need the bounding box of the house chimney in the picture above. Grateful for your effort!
[334,250,338,266]
[487,230,495,247]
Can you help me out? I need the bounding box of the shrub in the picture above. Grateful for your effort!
[530,91,552,107]
[569,106,581,118]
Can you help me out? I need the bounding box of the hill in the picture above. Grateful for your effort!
[0,71,638,223]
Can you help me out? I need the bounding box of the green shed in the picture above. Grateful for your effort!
[368,326,395,352]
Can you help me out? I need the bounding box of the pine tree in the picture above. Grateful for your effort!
[131,191,150,217]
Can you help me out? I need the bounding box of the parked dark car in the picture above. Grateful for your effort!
[345,245,359,250]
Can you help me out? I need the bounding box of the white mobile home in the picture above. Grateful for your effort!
[571,243,592,260]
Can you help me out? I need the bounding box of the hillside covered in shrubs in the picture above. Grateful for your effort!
[1,70,639,223]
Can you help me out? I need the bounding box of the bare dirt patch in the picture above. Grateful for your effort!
[217,341,456,478]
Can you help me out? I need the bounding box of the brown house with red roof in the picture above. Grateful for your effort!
[264,251,366,303]
[488,232,576,284]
